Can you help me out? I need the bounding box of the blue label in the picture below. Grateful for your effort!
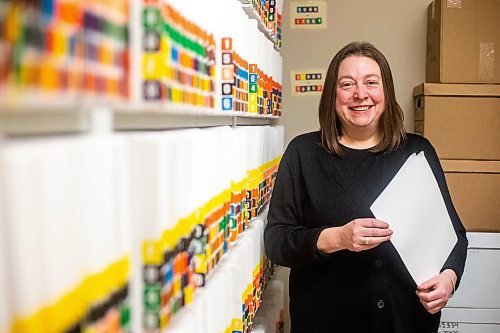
[249,74,258,83]
[222,97,233,110]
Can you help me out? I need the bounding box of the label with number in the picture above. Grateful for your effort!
[438,321,459,333]
[222,68,234,81]
[222,97,233,110]
[222,52,232,65]
[222,83,233,95]
[222,38,232,50]
[291,69,326,96]
[291,1,327,29]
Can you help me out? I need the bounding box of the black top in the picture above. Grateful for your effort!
[264,131,468,333]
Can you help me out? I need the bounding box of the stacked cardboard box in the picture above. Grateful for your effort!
[415,0,500,234]
[413,83,500,232]
[426,0,500,83]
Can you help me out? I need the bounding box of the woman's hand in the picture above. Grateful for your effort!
[317,218,392,253]
[416,269,457,314]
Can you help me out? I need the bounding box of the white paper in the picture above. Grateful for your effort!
[370,152,457,285]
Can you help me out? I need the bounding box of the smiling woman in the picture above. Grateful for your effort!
[264,41,468,333]
[319,41,406,155]
[334,56,386,148]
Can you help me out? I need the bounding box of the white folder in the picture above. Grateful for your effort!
[370,152,457,285]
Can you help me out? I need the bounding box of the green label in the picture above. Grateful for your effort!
[144,285,161,310]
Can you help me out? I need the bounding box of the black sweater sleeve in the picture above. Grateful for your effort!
[264,143,330,269]
[418,136,468,288]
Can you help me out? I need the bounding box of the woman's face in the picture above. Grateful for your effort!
[335,56,385,134]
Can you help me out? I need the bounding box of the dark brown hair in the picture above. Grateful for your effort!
[318,41,406,155]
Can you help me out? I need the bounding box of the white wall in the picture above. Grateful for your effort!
[276,0,431,145]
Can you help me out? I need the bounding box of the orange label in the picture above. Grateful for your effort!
[221,37,232,50]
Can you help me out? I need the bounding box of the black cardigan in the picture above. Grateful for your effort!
[264,131,468,333]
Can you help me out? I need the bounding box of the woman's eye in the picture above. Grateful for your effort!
[340,82,354,88]
[367,81,379,87]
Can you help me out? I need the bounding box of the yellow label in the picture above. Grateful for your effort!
[194,253,207,274]
[160,229,174,253]
[142,240,163,265]
[53,29,67,57]
[249,103,257,113]
[197,93,204,106]
[142,53,163,79]
[172,86,182,103]
[253,264,261,278]
[209,225,217,241]
[10,256,129,333]
[184,285,194,305]
[160,36,171,56]
[231,318,243,330]
[206,243,213,261]
[174,276,181,295]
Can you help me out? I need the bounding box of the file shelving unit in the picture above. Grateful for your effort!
[0,1,284,333]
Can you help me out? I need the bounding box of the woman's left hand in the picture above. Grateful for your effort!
[416,269,457,314]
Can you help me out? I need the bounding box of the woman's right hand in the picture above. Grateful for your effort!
[317,218,393,253]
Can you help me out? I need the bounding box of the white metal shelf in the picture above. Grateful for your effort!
[114,109,233,130]
[0,104,279,136]
[0,109,89,136]
[114,108,277,130]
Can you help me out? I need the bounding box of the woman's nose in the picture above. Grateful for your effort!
[353,85,368,99]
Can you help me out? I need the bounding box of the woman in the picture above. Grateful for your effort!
[264,42,467,333]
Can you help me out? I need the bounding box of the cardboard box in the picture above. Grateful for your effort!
[426,0,500,83]
[413,83,500,160]
[442,160,500,232]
